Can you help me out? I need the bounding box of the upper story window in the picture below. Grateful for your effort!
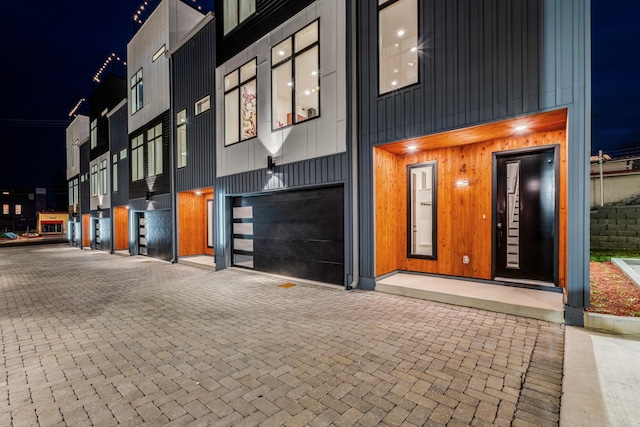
[91,164,99,196]
[90,119,97,149]
[177,109,187,168]
[15,204,21,215]
[224,58,257,146]
[72,140,78,166]
[379,0,418,94]
[99,159,108,195]
[2,204,8,215]
[223,0,256,35]
[131,135,144,181]
[112,154,118,193]
[152,45,166,62]
[131,68,144,114]
[195,95,211,115]
[147,123,163,177]
[272,21,320,131]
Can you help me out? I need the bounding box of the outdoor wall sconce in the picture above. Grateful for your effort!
[97,205,102,212]
[267,156,276,174]
[146,191,154,201]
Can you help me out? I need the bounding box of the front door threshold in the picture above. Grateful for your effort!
[376,273,565,323]
[494,276,556,288]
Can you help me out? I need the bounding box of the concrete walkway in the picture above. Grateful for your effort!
[0,244,565,426]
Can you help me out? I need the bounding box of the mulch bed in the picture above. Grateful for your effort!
[587,261,640,317]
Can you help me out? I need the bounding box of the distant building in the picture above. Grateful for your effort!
[37,212,69,235]
[0,188,46,233]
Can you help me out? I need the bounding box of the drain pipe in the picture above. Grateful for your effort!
[346,0,359,291]
[168,53,179,264]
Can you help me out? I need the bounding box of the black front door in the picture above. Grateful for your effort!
[494,148,557,284]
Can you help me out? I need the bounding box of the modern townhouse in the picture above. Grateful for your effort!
[213,0,354,285]
[65,114,89,247]
[107,99,131,256]
[355,0,591,324]
[126,0,205,260]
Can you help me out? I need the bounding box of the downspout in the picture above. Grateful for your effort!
[346,0,359,291]
[108,114,115,254]
[169,53,179,263]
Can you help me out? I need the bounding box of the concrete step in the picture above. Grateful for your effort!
[376,272,565,323]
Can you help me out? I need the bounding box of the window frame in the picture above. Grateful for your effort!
[91,164,98,197]
[378,0,419,95]
[177,109,187,168]
[99,159,108,195]
[2,204,8,215]
[90,119,97,149]
[130,68,144,114]
[15,204,22,215]
[147,123,163,177]
[195,95,211,116]
[224,58,258,146]
[223,0,256,35]
[406,161,437,260]
[131,135,145,182]
[271,20,321,132]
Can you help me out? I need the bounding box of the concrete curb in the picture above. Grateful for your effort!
[584,311,640,335]
[611,257,640,290]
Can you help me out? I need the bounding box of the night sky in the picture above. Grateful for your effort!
[0,1,638,209]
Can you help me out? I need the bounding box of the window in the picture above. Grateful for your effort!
[2,204,8,215]
[379,0,418,94]
[90,119,97,149]
[131,68,143,114]
[131,135,144,181]
[99,159,108,195]
[120,148,127,159]
[15,204,21,215]
[152,44,166,62]
[223,0,255,35]
[177,109,187,168]
[73,178,78,205]
[407,162,437,259]
[272,21,319,130]
[112,154,118,192]
[91,164,98,196]
[69,180,74,206]
[224,58,257,146]
[147,123,163,177]
[72,139,78,166]
[195,95,211,115]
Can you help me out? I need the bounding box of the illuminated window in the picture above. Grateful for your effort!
[407,162,437,259]
[177,110,187,168]
[224,58,257,146]
[2,204,8,215]
[147,123,163,177]
[90,119,97,149]
[131,68,143,114]
[379,0,418,94]
[152,44,166,62]
[223,0,256,35]
[195,95,211,115]
[15,204,21,215]
[271,21,319,131]
[99,159,108,195]
[131,135,144,181]
[91,164,98,196]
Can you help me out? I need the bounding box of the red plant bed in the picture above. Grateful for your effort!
[587,261,640,317]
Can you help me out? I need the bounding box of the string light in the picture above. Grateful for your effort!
[68,98,86,117]
[92,52,126,83]
[133,0,203,25]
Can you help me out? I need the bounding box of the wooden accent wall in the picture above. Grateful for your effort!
[375,129,567,287]
[82,214,90,248]
[178,189,214,256]
[113,207,129,251]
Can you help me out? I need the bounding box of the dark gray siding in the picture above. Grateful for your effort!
[214,153,350,274]
[129,111,171,200]
[109,103,130,207]
[80,143,91,215]
[173,18,216,192]
[89,74,127,161]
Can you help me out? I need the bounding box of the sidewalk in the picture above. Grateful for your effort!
[561,327,640,426]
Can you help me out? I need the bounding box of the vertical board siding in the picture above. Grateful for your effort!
[109,105,130,208]
[173,19,217,192]
[374,129,567,287]
[80,143,91,215]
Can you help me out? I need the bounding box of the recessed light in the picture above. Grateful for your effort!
[410,46,417,52]
[397,29,405,37]
[407,145,417,152]
[514,125,528,131]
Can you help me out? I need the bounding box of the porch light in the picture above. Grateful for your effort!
[267,156,276,174]
[514,125,528,131]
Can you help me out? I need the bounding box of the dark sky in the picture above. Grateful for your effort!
[0,1,637,206]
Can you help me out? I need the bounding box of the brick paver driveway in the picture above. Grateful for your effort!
[0,245,564,426]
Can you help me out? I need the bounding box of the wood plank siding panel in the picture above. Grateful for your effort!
[82,214,91,248]
[374,129,567,287]
[173,19,217,192]
[109,104,130,208]
[113,206,129,251]
[178,190,214,256]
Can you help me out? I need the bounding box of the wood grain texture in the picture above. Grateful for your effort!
[82,214,90,248]
[375,122,568,287]
[178,189,214,256]
[113,207,129,251]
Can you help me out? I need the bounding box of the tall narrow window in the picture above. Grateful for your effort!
[91,164,98,196]
[90,119,97,148]
[99,159,108,195]
[177,109,187,168]
[131,135,144,181]
[112,154,118,193]
[271,21,319,130]
[224,58,257,146]
[73,178,78,205]
[69,180,74,206]
[407,162,437,259]
[223,0,256,35]
[379,0,418,94]
[147,123,163,177]
[3,204,9,215]
[15,204,21,215]
[131,68,143,114]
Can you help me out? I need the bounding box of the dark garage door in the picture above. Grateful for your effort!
[233,186,344,285]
